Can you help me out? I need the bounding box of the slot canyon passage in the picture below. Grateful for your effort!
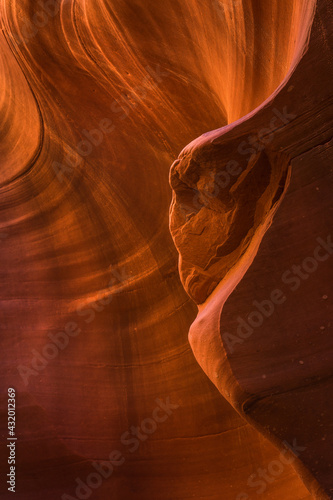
[0,0,332,499]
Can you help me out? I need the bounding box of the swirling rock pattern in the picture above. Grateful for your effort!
[170,0,333,499]
[0,0,330,499]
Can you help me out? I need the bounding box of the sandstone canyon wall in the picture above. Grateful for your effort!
[0,1,331,499]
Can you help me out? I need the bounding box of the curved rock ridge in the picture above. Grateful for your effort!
[169,0,317,305]
[170,0,333,498]
[0,0,327,499]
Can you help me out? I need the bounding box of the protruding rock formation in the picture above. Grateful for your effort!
[170,0,333,498]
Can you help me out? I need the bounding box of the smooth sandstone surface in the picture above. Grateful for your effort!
[170,0,333,498]
[0,0,331,499]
